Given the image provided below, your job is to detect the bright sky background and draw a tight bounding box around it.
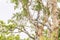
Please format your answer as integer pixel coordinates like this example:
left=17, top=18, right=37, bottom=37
left=0, top=0, right=14, bottom=23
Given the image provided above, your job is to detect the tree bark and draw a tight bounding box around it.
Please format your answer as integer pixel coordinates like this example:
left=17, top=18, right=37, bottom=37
left=50, top=0, right=59, bottom=40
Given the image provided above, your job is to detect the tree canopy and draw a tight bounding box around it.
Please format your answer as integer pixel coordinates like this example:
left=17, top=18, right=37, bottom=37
left=0, top=0, right=60, bottom=40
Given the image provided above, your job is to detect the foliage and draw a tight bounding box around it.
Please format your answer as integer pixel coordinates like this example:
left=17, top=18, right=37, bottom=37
left=21, top=0, right=28, bottom=6
left=58, top=0, right=60, bottom=2
left=0, top=34, right=20, bottom=40
left=33, top=1, right=42, bottom=11
left=21, top=8, right=29, bottom=17
left=58, top=29, right=60, bottom=40
left=43, top=7, right=50, bottom=16
left=11, top=0, right=19, bottom=9
left=0, top=0, right=60, bottom=40
left=0, top=34, right=6, bottom=40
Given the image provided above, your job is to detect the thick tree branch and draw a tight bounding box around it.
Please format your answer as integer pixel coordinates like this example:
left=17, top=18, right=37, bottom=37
left=16, top=27, right=35, bottom=39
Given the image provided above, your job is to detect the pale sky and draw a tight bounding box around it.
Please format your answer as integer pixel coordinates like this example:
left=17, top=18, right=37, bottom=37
left=0, top=0, right=14, bottom=23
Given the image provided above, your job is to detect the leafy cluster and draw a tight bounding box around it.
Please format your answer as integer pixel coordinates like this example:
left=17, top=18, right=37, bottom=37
left=0, top=34, right=20, bottom=40
left=21, top=0, right=28, bottom=6
left=11, top=0, right=19, bottom=9
left=33, top=1, right=42, bottom=11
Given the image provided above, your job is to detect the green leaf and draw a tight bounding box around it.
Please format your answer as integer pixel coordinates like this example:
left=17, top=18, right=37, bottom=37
left=25, top=38, right=30, bottom=40
left=43, top=7, right=50, bottom=16
left=6, top=23, right=16, bottom=30
left=21, top=8, right=29, bottom=17
left=58, top=12, right=60, bottom=19
left=58, top=28, right=60, bottom=38
left=0, top=20, right=5, bottom=24
left=44, top=30, right=48, bottom=34
left=0, top=34, right=6, bottom=40
left=14, top=6, right=18, bottom=10
left=33, top=1, right=42, bottom=11
left=22, top=0, right=28, bottom=6
left=15, top=35, right=20, bottom=40
left=12, top=13, right=22, bottom=20
left=11, top=0, right=19, bottom=9
left=8, top=19, right=17, bottom=25
left=11, top=0, right=18, bottom=5
left=7, top=35, right=14, bottom=40
left=58, top=0, right=60, bottom=2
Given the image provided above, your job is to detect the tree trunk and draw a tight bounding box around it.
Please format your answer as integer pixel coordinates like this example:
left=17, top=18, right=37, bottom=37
left=35, top=10, right=44, bottom=40
left=50, top=0, right=59, bottom=40
left=35, top=0, right=59, bottom=40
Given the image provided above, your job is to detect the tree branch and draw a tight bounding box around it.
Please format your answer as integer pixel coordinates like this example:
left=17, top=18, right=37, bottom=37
left=23, top=27, right=35, bottom=39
